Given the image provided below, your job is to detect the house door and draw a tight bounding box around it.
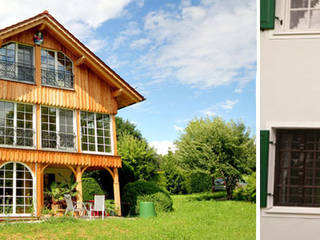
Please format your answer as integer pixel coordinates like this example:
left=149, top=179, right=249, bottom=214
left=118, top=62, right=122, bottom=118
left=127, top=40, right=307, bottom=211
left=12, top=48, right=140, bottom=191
left=0, top=162, right=34, bottom=216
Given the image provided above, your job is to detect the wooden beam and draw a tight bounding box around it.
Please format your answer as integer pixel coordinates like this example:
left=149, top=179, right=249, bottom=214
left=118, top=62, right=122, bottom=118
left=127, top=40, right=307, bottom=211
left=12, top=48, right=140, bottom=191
left=0, top=38, right=3, bottom=48
left=38, top=23, right=46, bottom=31
left=112, top=88, right=123, bottom=98
left=75, top=56, right=86, bottom=66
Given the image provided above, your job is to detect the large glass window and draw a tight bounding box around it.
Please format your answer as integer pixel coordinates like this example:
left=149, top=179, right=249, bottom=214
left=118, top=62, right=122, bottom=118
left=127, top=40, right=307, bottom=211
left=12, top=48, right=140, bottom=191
left=275, top=129, right=320, bottom=207
left=0, top=162, right=34, bottom=216
left=0, top=43, right=34, bottom=83
left=41, top=106, right=76, bottom=151
left=80, top=112, right=112, bottom=154
left=0, top=101, right=34, bottom=148
left=41, top=49, right=73, bottom=89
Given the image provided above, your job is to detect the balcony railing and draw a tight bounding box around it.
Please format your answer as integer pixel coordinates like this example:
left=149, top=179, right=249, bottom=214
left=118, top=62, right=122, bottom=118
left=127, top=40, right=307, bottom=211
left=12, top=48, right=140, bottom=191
left=41, top=131, right=77, bottom=151
left=0, top=61, right=35, bottom=83
left=0, top=127, right=35, bottom=147
left=41, top=68, right=74, bottom=89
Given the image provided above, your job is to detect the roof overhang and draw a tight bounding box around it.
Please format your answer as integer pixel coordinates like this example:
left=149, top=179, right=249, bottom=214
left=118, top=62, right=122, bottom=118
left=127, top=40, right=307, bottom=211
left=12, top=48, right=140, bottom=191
left=0, top=11, right=145, bottom=109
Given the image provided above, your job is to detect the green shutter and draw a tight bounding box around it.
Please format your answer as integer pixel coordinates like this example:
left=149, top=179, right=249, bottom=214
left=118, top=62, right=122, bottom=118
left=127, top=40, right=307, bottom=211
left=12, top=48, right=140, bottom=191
left=261, top=0, right=275, bottom=30
left=260, top=130, right=270, bottom=208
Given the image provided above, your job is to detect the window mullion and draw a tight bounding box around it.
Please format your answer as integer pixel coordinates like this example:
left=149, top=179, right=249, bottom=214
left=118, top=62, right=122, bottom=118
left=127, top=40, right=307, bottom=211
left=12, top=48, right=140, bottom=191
left=13, top=163, right=16, bottom=215
left=56, top=109, right=60, bottom=150
left=94, top=113, right=98, bottom=153
left=13, top=103, right=17, bottom=146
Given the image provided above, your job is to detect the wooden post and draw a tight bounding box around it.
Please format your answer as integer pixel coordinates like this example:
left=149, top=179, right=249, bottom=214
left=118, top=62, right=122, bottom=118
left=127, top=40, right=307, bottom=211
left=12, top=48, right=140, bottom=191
left=113, top=168, right=121, bottom=216
left=75, top=165, right=83, bottom=208
left=112, top=115, right=118, bottom=155
left=36, top=163, right=44, bottom=217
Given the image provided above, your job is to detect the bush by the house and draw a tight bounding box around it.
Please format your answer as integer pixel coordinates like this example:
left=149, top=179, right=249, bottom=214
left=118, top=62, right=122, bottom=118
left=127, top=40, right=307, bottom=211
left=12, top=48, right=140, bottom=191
left=233, top=173, right=256, bottom=202
left=82, top=177, right=105, bottom=202
left=122, top=180, right=172, bottom=216
left=185, top=170, right=211, bottom=194
left=136, top=192, right=173, bottom=213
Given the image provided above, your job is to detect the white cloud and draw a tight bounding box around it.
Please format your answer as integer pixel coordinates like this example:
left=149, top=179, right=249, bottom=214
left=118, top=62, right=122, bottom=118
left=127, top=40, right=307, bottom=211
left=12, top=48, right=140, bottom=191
left=130, top=38, right=151, bottom=49
left=86, top=39, right=107, bottom=53
left=149, top=141, right=177, bottom=155
left=219, top=100, right=239, bottom=110
left=202, top=99, right=239, bottom=116
left=174, top=125, right=184, bottom=132
left=0, top=0, right=134, bottom=41
left=136, top=0, right=256, bottom=89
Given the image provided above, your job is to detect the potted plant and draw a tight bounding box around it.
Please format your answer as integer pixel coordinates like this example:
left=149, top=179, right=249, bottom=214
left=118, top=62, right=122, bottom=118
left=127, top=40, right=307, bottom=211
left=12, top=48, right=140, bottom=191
left=45, top=181, right=77, bottom=215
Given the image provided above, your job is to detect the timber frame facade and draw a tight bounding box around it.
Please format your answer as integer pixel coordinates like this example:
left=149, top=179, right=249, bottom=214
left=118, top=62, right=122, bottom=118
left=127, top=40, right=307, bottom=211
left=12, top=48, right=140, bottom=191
left=0, top=11, right=144, bottom=218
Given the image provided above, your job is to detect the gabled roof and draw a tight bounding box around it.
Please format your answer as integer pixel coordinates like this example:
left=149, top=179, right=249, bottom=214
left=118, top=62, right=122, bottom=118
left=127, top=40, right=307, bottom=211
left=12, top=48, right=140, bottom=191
left=0, top=11, right=145, bottom=109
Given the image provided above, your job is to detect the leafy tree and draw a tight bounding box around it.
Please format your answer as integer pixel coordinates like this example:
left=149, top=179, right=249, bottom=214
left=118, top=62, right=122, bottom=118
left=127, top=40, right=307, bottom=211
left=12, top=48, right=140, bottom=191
left=175, top=117, right=255, bottom=199
left=159, top=151, right=188, bottom=194
left=118, top=133, right=159, bottom=183
left=115, top=117, right=142, bottom=141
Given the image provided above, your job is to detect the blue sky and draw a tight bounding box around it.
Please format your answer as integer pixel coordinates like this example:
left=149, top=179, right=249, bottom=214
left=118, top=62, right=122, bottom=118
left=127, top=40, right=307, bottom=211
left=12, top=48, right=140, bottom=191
left=0, top=0, right=256, bottom=154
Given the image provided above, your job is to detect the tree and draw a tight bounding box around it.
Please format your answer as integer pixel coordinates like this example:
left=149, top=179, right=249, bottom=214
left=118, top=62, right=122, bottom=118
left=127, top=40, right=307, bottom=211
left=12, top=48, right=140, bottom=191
left=118, top=133, right=159, bottom=183
left=115, top=117, right=142, bottom=141
left=175, top=117, right=255, bottom=199
left=159, top=150, right=188, bottom=194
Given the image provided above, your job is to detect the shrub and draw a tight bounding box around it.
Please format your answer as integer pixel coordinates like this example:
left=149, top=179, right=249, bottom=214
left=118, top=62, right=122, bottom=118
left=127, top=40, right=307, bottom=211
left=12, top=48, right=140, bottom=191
left=136, top=192, right=173, bottom=213
left=122, top=180, right=172, bottom=216
left=185, top=170, right=211, bottom=194
left=82, top=177, right=105, bottom=202
left=233, top=173, right=256, bottom=202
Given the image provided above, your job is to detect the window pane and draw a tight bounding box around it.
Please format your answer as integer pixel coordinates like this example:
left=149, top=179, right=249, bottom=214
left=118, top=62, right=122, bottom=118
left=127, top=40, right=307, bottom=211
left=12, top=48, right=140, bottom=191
left=291, top=0, right=309, bottom=8
left=290, top=10, right=308, bottom=29
left=310, top=9, right=320, bottom=27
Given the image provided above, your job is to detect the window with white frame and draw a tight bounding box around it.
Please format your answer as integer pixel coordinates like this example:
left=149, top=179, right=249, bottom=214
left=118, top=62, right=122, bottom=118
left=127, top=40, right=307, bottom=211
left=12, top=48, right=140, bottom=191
left=80, top=111, right=112, bottom=154
left=277, top=0, right=320, bottom=31
left=0, top=162, right=34, bottom=216
left=0, top=42, right=34, bottom=83
left=0, top=101, right=34, bottom=148
left=41, top=49, right=73, bottom=89
left=41, top=106, right=76, bottom=151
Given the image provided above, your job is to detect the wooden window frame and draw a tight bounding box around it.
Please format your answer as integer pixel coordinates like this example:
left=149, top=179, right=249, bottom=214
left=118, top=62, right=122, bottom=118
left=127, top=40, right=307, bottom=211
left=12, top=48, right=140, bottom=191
left=0, top=42, right=35, bottom=84
left=40, top=49, right=74, bottom=90
left=0, top=162, right=35, bottom=217
left=80, top=111, right=114, bottom=155
left=0, top=100, right=36, bottom=150
left=40, top=106, right=77, bottom=152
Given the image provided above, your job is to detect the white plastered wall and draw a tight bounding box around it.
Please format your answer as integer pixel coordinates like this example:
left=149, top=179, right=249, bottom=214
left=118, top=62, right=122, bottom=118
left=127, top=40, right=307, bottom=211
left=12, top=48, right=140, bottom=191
left=260, top=25, right=320, bottom=240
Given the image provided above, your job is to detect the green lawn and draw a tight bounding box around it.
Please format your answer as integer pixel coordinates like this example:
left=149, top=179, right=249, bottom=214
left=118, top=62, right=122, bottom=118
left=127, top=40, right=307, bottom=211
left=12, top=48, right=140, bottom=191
left=0, top=193, right=255, bottom=240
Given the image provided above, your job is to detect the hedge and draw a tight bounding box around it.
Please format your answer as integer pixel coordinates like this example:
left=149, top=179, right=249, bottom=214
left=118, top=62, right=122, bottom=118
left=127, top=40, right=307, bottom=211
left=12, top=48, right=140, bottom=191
left=82, top=177, right=105, bottom=202
left=122, top=180, right=173, bottom=216
left=186, top=170, right=211, bottom=194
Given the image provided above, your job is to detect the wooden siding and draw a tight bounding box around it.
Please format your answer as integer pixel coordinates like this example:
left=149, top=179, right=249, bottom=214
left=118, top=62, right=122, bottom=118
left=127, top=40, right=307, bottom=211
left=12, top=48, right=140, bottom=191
left=0, top=28, right=118, bottom=114
left=0, top=148, right=122, bottom=168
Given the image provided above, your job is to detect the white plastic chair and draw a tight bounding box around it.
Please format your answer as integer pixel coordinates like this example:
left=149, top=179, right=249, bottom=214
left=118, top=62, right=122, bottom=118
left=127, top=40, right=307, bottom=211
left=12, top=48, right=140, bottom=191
left=90, top=195, right=106, bottom=219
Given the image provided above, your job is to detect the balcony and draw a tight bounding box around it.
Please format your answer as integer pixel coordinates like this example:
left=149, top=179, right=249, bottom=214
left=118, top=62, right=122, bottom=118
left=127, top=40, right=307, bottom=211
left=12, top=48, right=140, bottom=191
left=0, top=61, right=35, bottom=83
left=41, top=68, right=74, bottom=89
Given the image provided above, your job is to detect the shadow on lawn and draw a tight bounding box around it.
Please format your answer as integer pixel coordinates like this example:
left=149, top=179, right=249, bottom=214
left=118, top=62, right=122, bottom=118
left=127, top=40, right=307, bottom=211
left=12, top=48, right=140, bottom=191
left=187, top=191, right=227, bottom=202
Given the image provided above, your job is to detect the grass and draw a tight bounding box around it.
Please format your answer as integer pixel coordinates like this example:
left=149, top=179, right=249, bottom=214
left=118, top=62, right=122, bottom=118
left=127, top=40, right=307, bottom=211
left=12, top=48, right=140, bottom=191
left=0, top=193, right=255, bottom=240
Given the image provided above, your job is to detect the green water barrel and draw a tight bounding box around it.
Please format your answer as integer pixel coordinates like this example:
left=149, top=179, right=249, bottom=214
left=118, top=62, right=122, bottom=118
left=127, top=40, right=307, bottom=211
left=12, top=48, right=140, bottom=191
left=139, top=202, right=156, bottom=218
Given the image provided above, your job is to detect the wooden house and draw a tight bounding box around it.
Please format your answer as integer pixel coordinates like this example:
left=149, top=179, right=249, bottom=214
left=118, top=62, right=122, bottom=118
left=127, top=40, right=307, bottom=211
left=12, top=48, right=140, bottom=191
left=0, top=11, right=144, bottom=218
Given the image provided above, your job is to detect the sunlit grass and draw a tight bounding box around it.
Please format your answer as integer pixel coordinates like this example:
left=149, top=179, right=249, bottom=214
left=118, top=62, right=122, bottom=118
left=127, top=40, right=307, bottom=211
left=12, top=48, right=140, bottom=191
left=0, top=193, right=255, bottom=240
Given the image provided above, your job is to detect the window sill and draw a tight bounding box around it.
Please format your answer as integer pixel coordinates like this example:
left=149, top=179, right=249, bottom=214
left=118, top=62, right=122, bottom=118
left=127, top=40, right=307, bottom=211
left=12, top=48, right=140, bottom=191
left=0, top=77, right=35, bottom=85
left=82, top=150, right=114, bottom=156
left=269, top=29, right=320, bottom=39
left=41, top=84, right=75, bottom=91
left=0, top=145, right=36, bottom=150
left=262, top=206, right=320, bottom=218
